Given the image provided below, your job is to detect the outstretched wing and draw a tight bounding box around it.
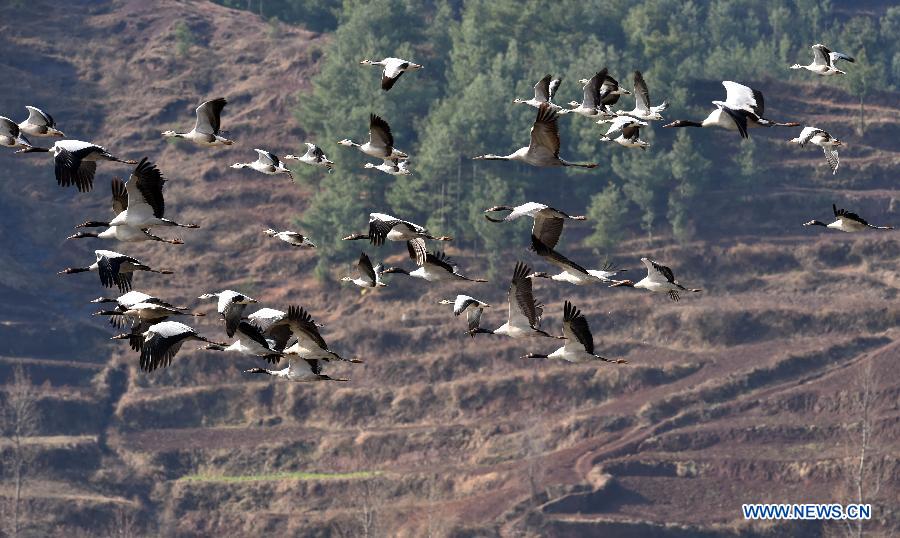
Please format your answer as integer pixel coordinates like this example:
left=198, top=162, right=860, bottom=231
left=194, top=98, right=227, bottom=135
left=529, top=104, right=561, bottom=157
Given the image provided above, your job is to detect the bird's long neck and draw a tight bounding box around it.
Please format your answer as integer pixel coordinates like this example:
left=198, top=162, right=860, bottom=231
left=342, top=233, right=369, bottom=241
left=245, top=367, right=276, bottom=376
left=804, top=220, right=828, bottom=227
left=476, top=154, right=511, bottom=161
left=61, top=267, right=91, bottom=274
left=666, top=120, right=703, bottom=128
left=471, top=327, right=495, bottom=336
left=69, top=232, right=98, bottom=239
left=522, top=353, right=549, bottom=359
left=16, top=146, right=50, bottom=153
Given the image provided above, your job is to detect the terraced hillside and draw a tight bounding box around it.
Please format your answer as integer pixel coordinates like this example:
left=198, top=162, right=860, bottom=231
left=0, top=1, right=897, bottom=536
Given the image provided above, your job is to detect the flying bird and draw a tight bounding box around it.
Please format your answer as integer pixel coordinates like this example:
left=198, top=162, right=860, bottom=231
left=803, top=204, right=893, bottom=232
left=338, top=114, right=408, bottom=160
left=197, top=290, right=258, bottom=338
left=263, top=229, right=316, bottom=248
left=245, top=358, right=348, bottom=382
left=561, top=69, right=610, bottom=118
left=0, top=116, right=33, bottom=150
left=382, top=242, right=488, bottom=283
left=231, top=149, right=294, bottom=180
left=790, top=44, right=854, bottom=76
left=438, top=295, right=491, bottom=337
left=161, top=98, right=233, bottom=146
left=115, top=321, right=224, bottom=372
left=364, top=158, right=411, bottom=175
left=609, top=258, right=701, bottom=302
left=471, top=262, right=560, bottom=339
left=521, top=301, right=625, bottom=364
left=341, top=252, right=386, bottom=289
left=473, top=104, right=598, bottom=168
left=485, top=202, right=585, bottom=250
left=360, top=57, right=423, bottom=91
left=342, top=213, right=452, bottom=266
left=789, top=127, right=841, bottom=174
left=513, top=74, right=563, bottom=110
left=59, top=250, right=172, bottom=292
left=663, top=81, right=799, bottom=139
left=18, top=139, right=137, bottom=192
left=18, top=106, right=64, bottom=137
left=614, top=71, right=668, bottom=121
left=284, top=143, right=334, bottom=172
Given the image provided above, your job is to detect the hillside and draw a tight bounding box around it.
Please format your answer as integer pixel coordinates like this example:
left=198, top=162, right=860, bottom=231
left=0, top=1, right=898, bottom=537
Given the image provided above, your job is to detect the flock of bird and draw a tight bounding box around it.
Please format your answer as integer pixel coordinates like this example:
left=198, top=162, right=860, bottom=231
left=0, top=44, right=894, bottom=381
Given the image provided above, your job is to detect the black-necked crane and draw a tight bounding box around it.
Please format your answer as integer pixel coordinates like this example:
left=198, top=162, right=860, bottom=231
left=485, top=202, right=585, bottom=250
left=161, top=98, right=233, bottom=146
left=97, top=302, right=204, bottom=351
left=18, top=106, right=64, bottom=137
left=521, top=301, right=626, bottom=364
left=663, top=81, right=799, bottom=139
left=264, top=229, right=316, bottom=248
left=18, top=139, right=137, bottom=192
left=341, top=252, right=386, bottom=289
left=789, top=127, right=841, bottom=174
left=513, top=74, right=563, bottom=110
left=790, top=44, right=854, bottom=76
left=90, top=291, right=186, bottom=311
left=245, top=358, right=348, bottom=382
left=614, top=71, right=668, bottom=121
left=471, top=262, right=560, bottom=339
left=68, top=178, right=184, bottom=244
left=74, top=159, right=198, bottom=231
left=609, top=258, right=701, bottom=301
left=284, top=143, right=334, bottom=172
left=197, top=290, right=258, bottom=337
left=338, top=114, right=408, bottom=160
left=528, top=236, right=625, bottom=285
left=280, top=306, right=361, bottom=363
left=247, top=306, right=325, bottom=353
left=365, top=158, right=411, bottom=175
left=231, top=149, right=294, bottom=180
left=199, top=321, right=284, bottom=363
left=360, top=57, right=423, bottom=91
left=59, top=250, right=172, bottom=292
left=439, top=295, right=491, bottom=337
left=382, top=242, right=488, bottom=283
left=803, top=204, right=893, bottom=232
left=342, top=213, right=452, bottom=266
left=114, top=321, right=225, bottom=372
left=473, top=104, right=598, bottom=168
left=561, top=69, right=609, bottom=118
left=0, top=116, right=32, bottom=150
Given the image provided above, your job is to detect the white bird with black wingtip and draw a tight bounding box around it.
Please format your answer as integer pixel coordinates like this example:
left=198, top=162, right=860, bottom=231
left=439, top=295, right=491, bottom=337
left=614, top=71, right=668, bottom=121
left=339, top=114, right=408, bottom=161
left=264, top=229, right=316, bottom=248
left=790, top=44, right=854, bottom=76
left=513, top=74, right=564, bottom=110
left=18, top=139, right=137, bottom=192
left=803, top=204, right=893, bottom=233
left=116, top=321, right=225, bottom=373
left=521, top=301, right=626, bottom=364
left=360, top=57, right=422, bottom=91
left=18, top=106, right=65, bottom=137
left=59, top=250, right=172, bottom=292
left=342, top=213, right=452, bottom=266
left=341, top=252, right=386, bottom=289
left=284, top=143, right=334, bottom=172
left=197, top=290, right=258, bottom=338
left=471, top=262, right=560, bottom=339
left=609, top=258, right=701, bottom=302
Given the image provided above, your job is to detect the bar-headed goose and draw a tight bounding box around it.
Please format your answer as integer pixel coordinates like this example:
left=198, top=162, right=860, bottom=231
left=360, top=57, right=423, bottom=91
left=59, top=250, right=172, bottom=292
left=69, top=178, right=184, bottom=244
left=663, top=81, right=799, bottom=139
left=245, top=358, right=348, bottom=382
left=610, top=258, right=701, bottom=301
left=473, top=104, right=598, bottom=168
left=281, top=306, right=361, bottom=363
left=18, top=139, right=137, bottom=192
left=513, top=74, right=563, bottom=110
left=521, top=301, right=626, bottom=364
left=161, top=98, right=233, bottom=146
left=561, top=69, right=609, bottom=117
left=18, top=106, right=64, bottom=137
left=197, top=290, right=258, bottom=337
left=615, top=71, right=668, bottom=121
left=471, top=262, right=559, bottom=339
left=263, top=229, right=316, bottom=248
left=790, top=44, right=854, bottom=76
left=803, top=204, right=893, bottom=232
left=231, top=149, right=294, bottom=180
left=284, top=143, right=334, bottom=172
left=341, top=252, right=386, bottom=289
left=364, top=158, right=411, bottom=175
left=598, top=115, right=648, bottom=140
left=342, top=213, right=452, bottom=265
left=382, top=242, right=488, bottom=283
left=601, top=121, right=650, bottom=150
left=114, top=321, right=224, bottom=372
left=789, top=127, right=841, bottom=174
left=439, top=295, right=491, bottom=337
left=338, top=114, right=408, bottom=160
left=0, top=116, right=33, bottom=150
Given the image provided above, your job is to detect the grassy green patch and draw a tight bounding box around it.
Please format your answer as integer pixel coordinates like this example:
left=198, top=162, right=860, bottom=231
left=178, top=470, right=379, bottom=483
